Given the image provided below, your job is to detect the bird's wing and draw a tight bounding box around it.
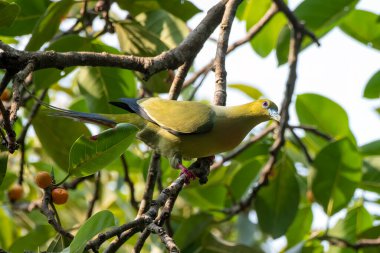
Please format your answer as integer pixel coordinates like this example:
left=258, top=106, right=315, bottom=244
left=110, top=98, right=215, bottom=135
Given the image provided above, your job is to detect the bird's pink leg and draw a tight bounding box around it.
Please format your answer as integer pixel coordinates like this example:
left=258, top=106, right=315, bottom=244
left=177, top=163, right=196, bottom=182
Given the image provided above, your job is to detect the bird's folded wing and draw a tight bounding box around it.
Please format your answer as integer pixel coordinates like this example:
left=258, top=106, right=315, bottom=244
left=138, top=98, right=215, bottom=135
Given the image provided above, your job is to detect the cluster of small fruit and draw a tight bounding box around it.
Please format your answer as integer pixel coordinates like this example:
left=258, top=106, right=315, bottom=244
left=7, top=172, right=69, bottom=205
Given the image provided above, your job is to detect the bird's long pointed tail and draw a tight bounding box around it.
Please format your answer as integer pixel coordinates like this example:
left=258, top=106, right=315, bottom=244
left=49, top=109, right=117, bottom=128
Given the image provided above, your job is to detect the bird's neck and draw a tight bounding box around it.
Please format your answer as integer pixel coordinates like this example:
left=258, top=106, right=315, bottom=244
left=220, top=103, right=266, bottom=125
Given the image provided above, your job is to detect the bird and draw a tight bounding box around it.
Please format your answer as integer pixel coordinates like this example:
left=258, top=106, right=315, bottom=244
left=51, top=97, right=280, bottom=181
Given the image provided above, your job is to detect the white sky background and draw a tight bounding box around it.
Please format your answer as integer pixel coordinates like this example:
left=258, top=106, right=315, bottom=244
left=189, top=0, right=380, bottom=146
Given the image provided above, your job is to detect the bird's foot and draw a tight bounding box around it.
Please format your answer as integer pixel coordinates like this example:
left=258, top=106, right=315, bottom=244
left=178, top=164, right=196, bottom=184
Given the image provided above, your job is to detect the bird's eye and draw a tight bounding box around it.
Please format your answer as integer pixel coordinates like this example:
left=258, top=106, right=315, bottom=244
left=262, top=101, right=269, bottom=108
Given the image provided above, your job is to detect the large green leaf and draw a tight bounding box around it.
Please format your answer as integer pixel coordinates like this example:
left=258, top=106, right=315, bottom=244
left=116, top=0, right=200, bottom=21
left=69, top=210, right=115, bottom=253
left=0, top=208, right=15, bottom=249
left=276, top=0, right=358, bottom=65
left=69, top=123, right=138, bottom=177
left=311, top=138, right=362, bottom=215
left=255, top=155, right=300, bottom=238
left=0, top=1, right=20, bottom=28
left=340, top=10, right=380, bottom=51
left=329, top=203, right=373, bottom=244
left=229, top=158, right=264, bottom=200
left=199, top=233, right=260, bottom=253
left=135, top=10, right=188, bottom=49
left=0, top=152, right=7, bottom=187
left=296, top=93, right=355, bottom=152
left=9, top=225, right=55, bottom=253
left=115, top=20, right=169, bottom=57
left=173, top=213, right=213, bottom=250
left=0, top=0, right=49, bottom=36
left=228, top=84, right=263, bottom=100
left=33, top=110, right=90, bottom=171
left=181, top=185, right=227, bottom=210
left=360, top=158, right=380, bottom=194
left=360, top=140, right=380, bottom=156
left=25, top=0, right=74, bottom=51
left=77, top=67, right=137, bottom=114
left=285, top=205, right=313, bottom=248
left=363, top=70, right=380, bottom=99
left=238, top=0, right=287, bottom=57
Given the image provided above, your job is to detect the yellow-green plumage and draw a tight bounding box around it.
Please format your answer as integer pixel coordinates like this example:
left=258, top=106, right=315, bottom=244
left=52, top=97, right=279, bottom=168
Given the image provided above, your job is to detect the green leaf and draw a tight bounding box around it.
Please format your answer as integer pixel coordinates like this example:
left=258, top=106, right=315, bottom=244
left=340, top=10, right=380, bottom=50
left=0, top=208, right=15, bottom=249
left=69, top=123, right=138, bottom=177
left=173, top=213, right=213, bottom=249
left=69, top=210, right=115, bottom=253
left=115, top=20, right=169, bottom=57
left=116, top=0, right=200, bottom=21
left=77, top=67, right=137, bottom=114
left=200, top=233, right=259, bottom=253
left=329, top=203, right=373, bottom=243
left=360, top=140, right=380, bottom=156
left=181, top=185, right=227, bottom=210
left=296, top=93, right=355, bottom=152
left=0, top=0, right=50, bottom=36
left=33, top=110, right=90, bottom=171
left=360, top=158, right=380, bottom=194
left=286, top=205, right=313, bottom=248
left=25, top=0, right=74, bottom=51
left=286, top=240, right=324, bottom=253
left=135, top=10, right=188, bottom=49
left=157, top=0, right=201, bottom=21
left=311, top=138, right=362, bottom=215
left=229, top=158, right=264, bottom=200
left=238, top=0, right=287, bottom=57
left=276, top=0, right=358, bottom=65
left=9, top=225, right=55, bottom=253
left=0, top=152, right=7, bottom=186
left=255, top=155, right=300, bottom=238
left=228, top=84, right=263, bottom=100
left=363, top=70, right=380, bottom=99
left=0, top=1, right=20, bottom=28
left=47, top=234, right=72, bottom=252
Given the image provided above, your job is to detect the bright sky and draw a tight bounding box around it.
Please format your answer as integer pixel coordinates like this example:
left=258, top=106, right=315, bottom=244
left=190, top=0, right=380, bottom=146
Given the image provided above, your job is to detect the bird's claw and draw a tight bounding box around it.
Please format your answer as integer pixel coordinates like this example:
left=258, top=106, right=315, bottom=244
left=178, top=164, right=196, bottom=184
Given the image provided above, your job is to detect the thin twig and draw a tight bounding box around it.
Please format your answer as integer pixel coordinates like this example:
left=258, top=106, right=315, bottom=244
left=63, top=175, right=93, bottom=189
left=121, top=154, right=138, bottom=210
left=168, top=57, right=195, bottom=100
left=137, top=152, right=161, bottom=217
left=184, top=3, right=278, bottom=88
left=289, top=127, right=313, bottom=163
left=289, top=124, right=333, bottom=141
left=87, top=172, right=101, bottom=218
left=40, top=187, right=74, bottom=239
left=17, top=89, right=48, bottom=185
left=272, top=0, right=320, bottom=46
left=318, top=235, right=380, bottom=250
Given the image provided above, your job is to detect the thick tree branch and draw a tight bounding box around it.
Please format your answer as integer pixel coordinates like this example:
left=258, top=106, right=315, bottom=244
left=214, top=0, right=242, bottom=106
left=0, top=1, right=227, bottom=79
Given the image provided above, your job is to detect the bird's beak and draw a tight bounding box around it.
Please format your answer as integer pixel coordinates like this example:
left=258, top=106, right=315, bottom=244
left=268, top=108, right=281, bottom=122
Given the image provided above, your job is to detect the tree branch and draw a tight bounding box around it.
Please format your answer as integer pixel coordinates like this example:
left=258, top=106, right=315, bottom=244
left=0, top=1, right=227, bottom=79
left=214, top=0, right=242, bottom=106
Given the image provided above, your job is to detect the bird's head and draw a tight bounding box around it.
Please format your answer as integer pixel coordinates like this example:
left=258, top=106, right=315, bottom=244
left=251, top=99, right=281, bottom=122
